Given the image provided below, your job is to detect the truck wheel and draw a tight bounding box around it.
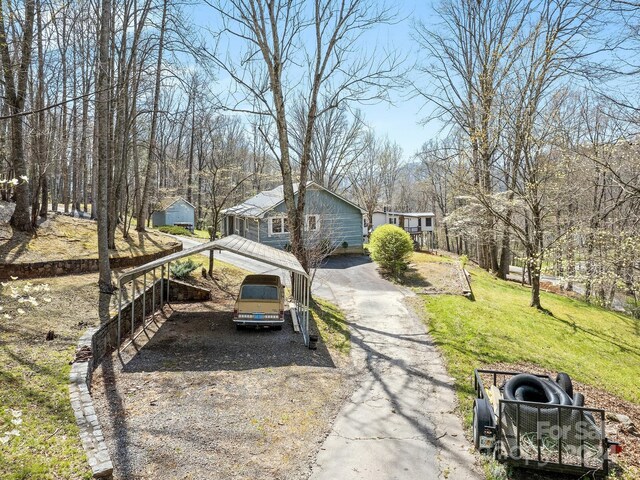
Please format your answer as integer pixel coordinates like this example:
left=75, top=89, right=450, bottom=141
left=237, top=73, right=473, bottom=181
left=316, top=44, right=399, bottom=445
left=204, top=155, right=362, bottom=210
left=556, top=372, right=573, bottom=398
left=473, top=398, right=493, bottom=453
left=272, top=325, right=282, bottom=331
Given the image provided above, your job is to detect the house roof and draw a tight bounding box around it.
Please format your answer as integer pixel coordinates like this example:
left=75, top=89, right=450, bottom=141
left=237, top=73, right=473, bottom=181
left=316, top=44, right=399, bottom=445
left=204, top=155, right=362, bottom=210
left=223, top=181, right=365, bottom=218
left=386, top=211, right=435, bottom=218
left=152, top=196, right=195, bottom=213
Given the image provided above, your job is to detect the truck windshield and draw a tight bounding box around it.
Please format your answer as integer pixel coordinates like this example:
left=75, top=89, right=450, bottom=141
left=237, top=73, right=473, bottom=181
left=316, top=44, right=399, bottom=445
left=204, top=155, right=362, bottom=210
left=240, top=285, right=279, bottom=300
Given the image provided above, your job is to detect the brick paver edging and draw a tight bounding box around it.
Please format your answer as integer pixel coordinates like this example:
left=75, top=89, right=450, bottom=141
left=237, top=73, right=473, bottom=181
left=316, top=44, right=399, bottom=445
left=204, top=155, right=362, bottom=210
left=69, top=328, right=113, bottom=478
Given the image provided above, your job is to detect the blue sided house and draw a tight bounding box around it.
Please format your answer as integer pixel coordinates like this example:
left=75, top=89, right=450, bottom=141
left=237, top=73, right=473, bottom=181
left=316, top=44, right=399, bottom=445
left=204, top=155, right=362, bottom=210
left=222, top=182, right=365, bottom=254
left=151, top=197, right=196, bottom=232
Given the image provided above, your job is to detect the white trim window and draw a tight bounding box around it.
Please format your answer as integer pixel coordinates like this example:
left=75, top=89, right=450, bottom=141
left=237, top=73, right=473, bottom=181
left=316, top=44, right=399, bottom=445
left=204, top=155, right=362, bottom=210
left=306, top=214, right=319, bottom=231
left=269, top=216, right=289, bottom=235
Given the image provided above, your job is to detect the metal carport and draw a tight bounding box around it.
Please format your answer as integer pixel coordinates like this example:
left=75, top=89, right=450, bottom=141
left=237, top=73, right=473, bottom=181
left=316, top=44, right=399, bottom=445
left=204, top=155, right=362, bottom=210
left=116, top=234, right=311, bottom=347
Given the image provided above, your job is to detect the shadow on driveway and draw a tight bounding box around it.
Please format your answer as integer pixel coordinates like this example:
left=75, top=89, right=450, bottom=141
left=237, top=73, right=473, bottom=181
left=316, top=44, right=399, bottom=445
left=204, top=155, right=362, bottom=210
left=121, top=306, right=336, bottom=373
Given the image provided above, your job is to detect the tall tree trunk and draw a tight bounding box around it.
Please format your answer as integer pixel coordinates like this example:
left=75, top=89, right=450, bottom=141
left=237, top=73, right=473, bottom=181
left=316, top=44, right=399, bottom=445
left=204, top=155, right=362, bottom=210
left=0, top=0, right=36, bottom=232
left=35, top=0, right=47, bottom=221
left=187, top=99, right=196, bottom=203
left=96, top=0, right=114, bottom=298
left=60, top=14, right=70, bottom=214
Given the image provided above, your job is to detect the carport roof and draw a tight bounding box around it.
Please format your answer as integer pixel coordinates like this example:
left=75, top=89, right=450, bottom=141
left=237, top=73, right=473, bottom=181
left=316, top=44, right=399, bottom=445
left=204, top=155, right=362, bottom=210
left=118, top=234, right=308, bottom=285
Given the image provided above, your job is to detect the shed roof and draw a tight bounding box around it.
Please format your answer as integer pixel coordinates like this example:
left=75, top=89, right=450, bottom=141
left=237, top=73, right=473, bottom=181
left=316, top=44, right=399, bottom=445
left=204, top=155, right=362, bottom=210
left=223, top=181, right=365, bottom=218
left=153, top=196, right=195, bottom=213
left=223, top=184, right=294, bottom=217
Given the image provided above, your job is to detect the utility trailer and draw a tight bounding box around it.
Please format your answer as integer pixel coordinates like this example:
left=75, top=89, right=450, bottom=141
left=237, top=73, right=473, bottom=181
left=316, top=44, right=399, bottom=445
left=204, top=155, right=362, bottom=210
left=473, top=369, right=619, bottom=478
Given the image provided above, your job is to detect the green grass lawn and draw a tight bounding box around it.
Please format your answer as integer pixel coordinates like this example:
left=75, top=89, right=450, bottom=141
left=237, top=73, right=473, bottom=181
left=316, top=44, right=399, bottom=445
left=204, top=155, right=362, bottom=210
left=311, top=298, right=350, bottom=355
left=415, top=255, right=640, bottom=479
left=417, top=258, right=640, bottom=421
left=0, top=275, right=102, bottom=479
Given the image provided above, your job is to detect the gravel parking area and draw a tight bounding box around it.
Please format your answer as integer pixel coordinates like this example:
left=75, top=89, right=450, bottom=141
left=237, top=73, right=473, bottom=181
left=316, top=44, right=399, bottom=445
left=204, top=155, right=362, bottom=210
left=92, top=294, right=351, bottom=479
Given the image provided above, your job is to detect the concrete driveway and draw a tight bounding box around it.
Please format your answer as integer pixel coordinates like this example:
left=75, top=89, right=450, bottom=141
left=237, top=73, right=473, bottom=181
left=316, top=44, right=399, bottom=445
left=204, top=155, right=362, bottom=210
left=310, top=257, right=480, bottom=480
left=176, top=236, right=481, bottom=478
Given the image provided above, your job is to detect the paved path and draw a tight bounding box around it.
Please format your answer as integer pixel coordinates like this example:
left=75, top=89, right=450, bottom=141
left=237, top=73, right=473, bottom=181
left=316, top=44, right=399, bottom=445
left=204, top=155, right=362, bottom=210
left=170, top=236, right=481, bottom=478
left=309, top=257, right=480, bottom=480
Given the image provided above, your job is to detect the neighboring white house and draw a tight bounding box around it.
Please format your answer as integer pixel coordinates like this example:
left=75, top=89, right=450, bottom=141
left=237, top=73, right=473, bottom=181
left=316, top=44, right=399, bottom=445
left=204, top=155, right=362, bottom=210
left=364, top=211, right=388, bottom=234
left=366, top=210, right=436, bottom=235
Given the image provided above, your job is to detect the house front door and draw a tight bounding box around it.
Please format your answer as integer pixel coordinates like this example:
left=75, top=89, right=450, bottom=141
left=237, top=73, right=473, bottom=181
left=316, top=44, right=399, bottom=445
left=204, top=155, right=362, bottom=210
left=227, top=216, right=234, bottom=236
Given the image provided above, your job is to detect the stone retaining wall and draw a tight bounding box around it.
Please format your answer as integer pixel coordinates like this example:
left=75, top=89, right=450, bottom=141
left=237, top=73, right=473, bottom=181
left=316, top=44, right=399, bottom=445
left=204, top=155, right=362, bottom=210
left=0, top=244, right=182, bottom=280
left=70, top=278, right=210, bottom=478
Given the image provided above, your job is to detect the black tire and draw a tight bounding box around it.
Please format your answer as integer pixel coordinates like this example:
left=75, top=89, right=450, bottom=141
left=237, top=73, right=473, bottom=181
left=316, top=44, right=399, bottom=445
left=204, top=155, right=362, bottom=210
left=473, top=398, right=494, bottom=453
left=572, top=392, right=584, bottom=407
left=556, top=372, right=574, bottom=398
left=272, top=325, right=282, bottom=331
left=503, top=374, right=572, bottom=406
left=235, top=324, right=244, bottom=331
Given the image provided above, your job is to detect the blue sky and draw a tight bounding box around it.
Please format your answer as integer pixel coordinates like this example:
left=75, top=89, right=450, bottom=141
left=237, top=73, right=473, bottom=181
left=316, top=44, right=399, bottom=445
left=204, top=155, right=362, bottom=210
left=186, top=1, right=440, bottom=162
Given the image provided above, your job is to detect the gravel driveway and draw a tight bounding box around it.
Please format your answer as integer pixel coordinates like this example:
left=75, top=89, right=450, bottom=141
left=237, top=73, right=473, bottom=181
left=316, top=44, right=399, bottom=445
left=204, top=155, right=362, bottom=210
left=92, top=289, right=351, bottom=479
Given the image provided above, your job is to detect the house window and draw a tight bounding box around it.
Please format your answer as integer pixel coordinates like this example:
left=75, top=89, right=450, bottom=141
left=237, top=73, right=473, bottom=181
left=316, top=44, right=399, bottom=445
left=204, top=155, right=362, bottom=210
left=306, top=215, right=319, bottom=231
left=425, top=218, right=432, bottom=227
left=270, top=217, right=289, bottom=235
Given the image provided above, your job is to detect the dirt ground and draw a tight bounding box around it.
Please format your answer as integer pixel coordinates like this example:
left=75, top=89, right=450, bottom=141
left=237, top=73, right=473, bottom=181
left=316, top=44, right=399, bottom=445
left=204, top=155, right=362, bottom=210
left=405, top=251, right=468, bottom=295
left=91, top=281, right=352, bottom=480
left=485, top=362, right=640, bottom=479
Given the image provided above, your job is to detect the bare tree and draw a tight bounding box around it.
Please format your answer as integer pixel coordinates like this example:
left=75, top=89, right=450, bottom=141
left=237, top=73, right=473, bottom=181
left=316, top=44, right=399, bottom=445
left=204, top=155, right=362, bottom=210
left=291, top=103, right=366, bottom=193
left=137, top=0, right=168, bottom=231
left=96, top=0, right=114, bottom=300
left=418, top=138, right=461, bottom=251
left=350, top=131, right=386, bottom=229
left=414, top=0, right=532, bottom=271
left=205, top=0, right=402, bottom=271
left=0, top=0, right=36, bottom=232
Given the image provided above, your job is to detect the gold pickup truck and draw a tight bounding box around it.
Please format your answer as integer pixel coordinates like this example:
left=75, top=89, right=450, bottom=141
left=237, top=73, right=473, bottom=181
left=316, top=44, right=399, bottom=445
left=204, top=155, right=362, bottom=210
left=233, top=274, right=285, bottom=330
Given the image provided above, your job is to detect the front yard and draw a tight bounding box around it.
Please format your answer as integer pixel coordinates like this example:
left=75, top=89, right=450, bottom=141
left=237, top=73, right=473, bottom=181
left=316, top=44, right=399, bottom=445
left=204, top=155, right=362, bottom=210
left=412, top=251, right=640, bottom=479
left=0, top=257, right=350, bottom=480
left=0, top=274, right=102, bottom=479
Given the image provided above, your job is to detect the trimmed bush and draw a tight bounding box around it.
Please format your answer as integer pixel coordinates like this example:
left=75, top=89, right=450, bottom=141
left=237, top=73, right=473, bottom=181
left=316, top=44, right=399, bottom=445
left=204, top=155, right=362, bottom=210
left=170, top=259, right=200, bottom=279
left=369, top=225, right=413, bottom=278
left=158, top=225, right=193, bottom=236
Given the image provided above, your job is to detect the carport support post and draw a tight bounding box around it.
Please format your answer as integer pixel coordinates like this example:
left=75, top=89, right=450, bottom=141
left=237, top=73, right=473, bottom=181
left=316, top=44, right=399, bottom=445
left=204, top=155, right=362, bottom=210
left=167, top=261, right=171, bottom=304
left=117, top=285, right=122, bottom=348
left=304, top=276, right=310, bottom=345
left=131, top=278, right=136, bottom=339
left=142, top=272, right=147, bottom=330
left=160, top=265, right=164, bottom=308
left=152, top=268, right=156, bottom=320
